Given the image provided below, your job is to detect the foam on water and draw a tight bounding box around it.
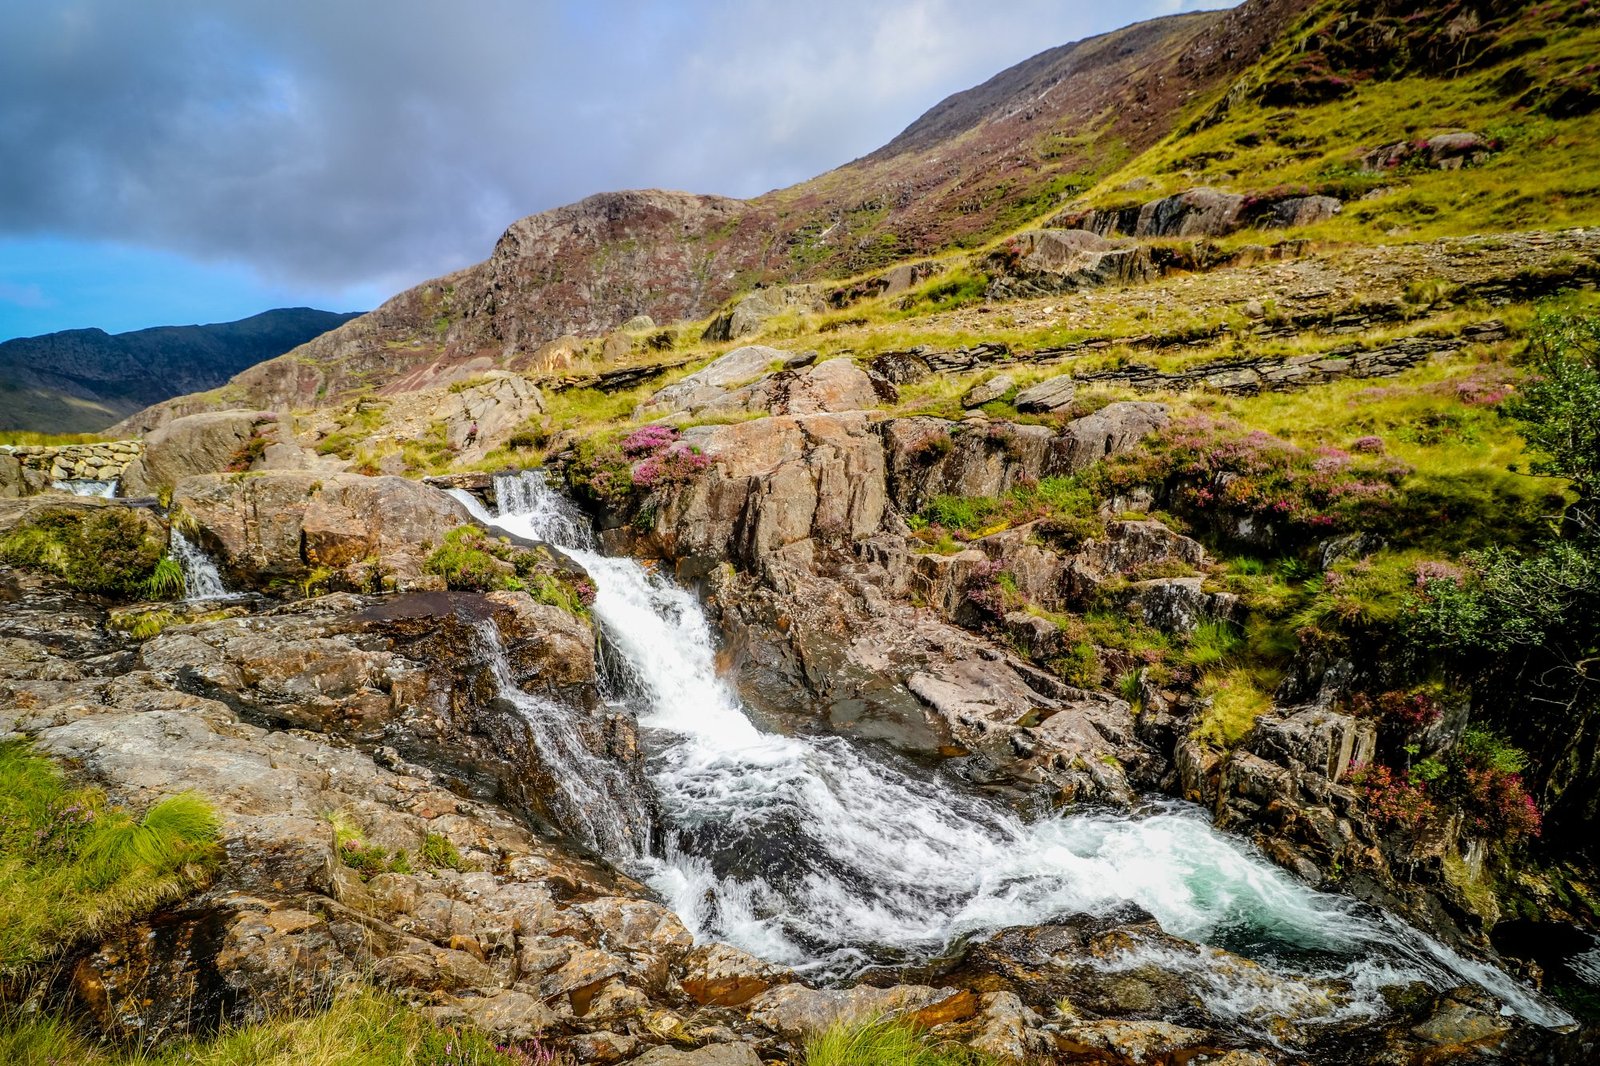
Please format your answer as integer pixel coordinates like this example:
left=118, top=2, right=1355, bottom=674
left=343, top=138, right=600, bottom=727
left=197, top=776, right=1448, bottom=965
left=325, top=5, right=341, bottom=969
left=52, top=478, right=118, bottom=498
left=452, top=471, right=1572, bottom=1033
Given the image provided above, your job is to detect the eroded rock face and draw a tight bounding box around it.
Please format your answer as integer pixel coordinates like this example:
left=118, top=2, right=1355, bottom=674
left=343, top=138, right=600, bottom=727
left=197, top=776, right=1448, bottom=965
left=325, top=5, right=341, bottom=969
left=172, top=471, right=470, bottom=591
left=121, top=410, right=286, bottom=495
left=132, top=590, right=644, bottom=849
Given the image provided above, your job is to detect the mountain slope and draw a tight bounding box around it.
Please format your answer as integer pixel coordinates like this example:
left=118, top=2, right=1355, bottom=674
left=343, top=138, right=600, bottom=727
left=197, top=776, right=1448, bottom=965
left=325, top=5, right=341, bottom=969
left=0, top=308, right=361, bottom=433
left=112, top=0, right=1314, bottom=432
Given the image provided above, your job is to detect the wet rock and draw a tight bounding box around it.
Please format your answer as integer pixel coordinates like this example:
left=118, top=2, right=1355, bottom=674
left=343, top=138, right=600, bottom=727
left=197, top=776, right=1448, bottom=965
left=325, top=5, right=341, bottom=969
left=172, top=471, right=470, bottom=591
left=1012, top=374, right=1077, bottom=413
left=1051, top=1019, right=1224, bottom=1064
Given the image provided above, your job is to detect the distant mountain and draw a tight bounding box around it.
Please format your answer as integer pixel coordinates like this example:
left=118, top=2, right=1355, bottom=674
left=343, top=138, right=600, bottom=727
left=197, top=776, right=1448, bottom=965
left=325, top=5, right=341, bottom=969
left=0, top=308, right=362, bottom=433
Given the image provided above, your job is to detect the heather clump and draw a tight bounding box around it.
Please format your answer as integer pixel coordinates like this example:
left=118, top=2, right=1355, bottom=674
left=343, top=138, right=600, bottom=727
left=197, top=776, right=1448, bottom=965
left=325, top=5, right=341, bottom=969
left=1100, top=414, right=1411, bottom=545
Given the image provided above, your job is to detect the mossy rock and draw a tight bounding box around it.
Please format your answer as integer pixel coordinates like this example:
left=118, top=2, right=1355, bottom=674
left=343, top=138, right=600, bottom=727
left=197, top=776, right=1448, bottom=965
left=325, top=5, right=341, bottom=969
left=0, top=505, right=166, bottom=599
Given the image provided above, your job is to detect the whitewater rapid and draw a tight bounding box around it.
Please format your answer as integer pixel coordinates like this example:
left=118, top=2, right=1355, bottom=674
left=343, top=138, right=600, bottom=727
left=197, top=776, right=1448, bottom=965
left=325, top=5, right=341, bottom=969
left=448, top=471, right=1572, bottom=1034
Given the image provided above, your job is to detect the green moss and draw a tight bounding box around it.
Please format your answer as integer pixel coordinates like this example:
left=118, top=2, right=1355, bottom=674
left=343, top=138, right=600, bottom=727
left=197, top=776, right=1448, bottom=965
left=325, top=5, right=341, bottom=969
left=424, top=526, right=595, bottom=617
left=0, top=508, right=166, bottom=600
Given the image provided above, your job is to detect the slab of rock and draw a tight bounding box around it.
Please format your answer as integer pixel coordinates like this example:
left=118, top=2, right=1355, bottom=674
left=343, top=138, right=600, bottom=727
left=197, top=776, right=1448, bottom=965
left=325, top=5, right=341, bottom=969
left=698, top=357, right=882, bottom=419
left=1012, top=374, right=1077, bottom=413
left=122, top=410, right=284, bottom=494
left=988, top=230, right=1155, bottom=295
left=1263, top=194, right=1341, bottom=229
left=628, top=1045, right=762, bottom=1066
left=172, top=471, right=471, bottom=590
left=747, top=983, right=976, bottom=1039
left=1051, top=402, right=1170, bottom=473
left=962, top=373, right=1014, bottom=408
left=680, top=943, right=790, bottom=1007
left=636, top=345, right=803, bottom=418
left=1136, top=187, right=1246, bottom=237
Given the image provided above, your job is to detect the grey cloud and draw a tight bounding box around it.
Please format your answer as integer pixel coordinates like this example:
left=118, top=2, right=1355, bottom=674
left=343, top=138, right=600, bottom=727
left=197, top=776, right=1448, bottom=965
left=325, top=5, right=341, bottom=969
left=1, top=1, right=1236, bottom=296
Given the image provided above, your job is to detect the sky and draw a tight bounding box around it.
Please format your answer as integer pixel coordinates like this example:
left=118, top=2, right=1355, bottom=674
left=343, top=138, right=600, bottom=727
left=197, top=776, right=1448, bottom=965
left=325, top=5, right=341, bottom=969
left=0, top=0, right=1236, bottom=342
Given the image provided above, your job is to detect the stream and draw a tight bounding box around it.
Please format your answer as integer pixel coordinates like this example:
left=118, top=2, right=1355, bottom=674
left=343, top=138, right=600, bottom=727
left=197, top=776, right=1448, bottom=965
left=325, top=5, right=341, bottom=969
left=448, top=472, right=1574, bottom=1041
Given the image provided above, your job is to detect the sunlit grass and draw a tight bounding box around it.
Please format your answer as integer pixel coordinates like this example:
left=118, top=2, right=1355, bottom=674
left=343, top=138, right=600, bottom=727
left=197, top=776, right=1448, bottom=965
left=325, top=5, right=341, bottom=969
left=0, top=740, right=219, bottom=973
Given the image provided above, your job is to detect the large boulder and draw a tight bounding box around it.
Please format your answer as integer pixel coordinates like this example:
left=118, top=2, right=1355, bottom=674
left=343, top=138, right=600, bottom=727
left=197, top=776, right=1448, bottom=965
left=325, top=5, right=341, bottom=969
left=1135, top=187, right=1247, bottom=237
left=988, top=230, right=1155, bottom=296
left=363, top=370, right=546, bottom=461
left=1051, top=402, right=1170, bottom=474
left=122, top=410, right=285, bottom=495
left=652, top=412, right=889, bottom=566
left=172, top=472, right=470, bottom=590
left=636, top=345, right=805, bottom=418
left=1262, top=195, right=1341, bottom=229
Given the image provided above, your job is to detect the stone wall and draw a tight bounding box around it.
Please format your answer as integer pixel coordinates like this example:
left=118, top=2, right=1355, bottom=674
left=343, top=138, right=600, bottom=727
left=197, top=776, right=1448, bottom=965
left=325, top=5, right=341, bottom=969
left=0, top=440, right=144, bottom=497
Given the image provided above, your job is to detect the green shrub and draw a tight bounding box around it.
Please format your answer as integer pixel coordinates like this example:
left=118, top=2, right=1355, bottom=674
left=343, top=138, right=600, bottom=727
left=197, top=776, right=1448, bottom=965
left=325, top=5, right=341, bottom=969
left=0, top=740, right=218, bottom=972
left=420, top=833, right=473, bottom=872
left=144, top=556, right=186, bottom=600
left=425, top=526, right=595, bottom=616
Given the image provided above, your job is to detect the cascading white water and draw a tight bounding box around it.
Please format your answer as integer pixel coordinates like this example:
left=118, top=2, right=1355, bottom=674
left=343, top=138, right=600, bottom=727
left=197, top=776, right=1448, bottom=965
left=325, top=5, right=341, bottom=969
left=52, top=478, right=118, bottom=498
left=455, top=470, right=1573, bottom=1034
left=472, top=616, right=651, bottom=858
left=169, top=528, right=230, bottom=600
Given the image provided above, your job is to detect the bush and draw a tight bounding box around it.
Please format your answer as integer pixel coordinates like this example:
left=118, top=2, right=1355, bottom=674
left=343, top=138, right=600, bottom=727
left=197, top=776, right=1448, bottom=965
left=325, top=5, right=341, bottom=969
left=424, top=527, right=594, bottom=616
left=1352, top=763, right=1438, bottom=831
left=0, top=508, right=166, bottom=600
left=1100, top=415, right=1410, bottom=547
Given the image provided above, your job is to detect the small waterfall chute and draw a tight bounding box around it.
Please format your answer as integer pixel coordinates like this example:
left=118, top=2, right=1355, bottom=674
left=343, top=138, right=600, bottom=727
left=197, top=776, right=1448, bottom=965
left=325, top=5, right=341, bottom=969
left=169, top=528, right=231, bottom=601
left=471, top=616, right=651, bottom=860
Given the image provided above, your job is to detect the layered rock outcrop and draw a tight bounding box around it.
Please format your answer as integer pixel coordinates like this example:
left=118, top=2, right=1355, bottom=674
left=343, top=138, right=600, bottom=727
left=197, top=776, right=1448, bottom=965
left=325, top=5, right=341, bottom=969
left=173, top=471, right=471, bottom=591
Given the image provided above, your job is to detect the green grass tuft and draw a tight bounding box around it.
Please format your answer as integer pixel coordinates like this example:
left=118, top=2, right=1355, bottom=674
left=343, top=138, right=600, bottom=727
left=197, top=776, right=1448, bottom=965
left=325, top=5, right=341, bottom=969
left=0, top=740, right=219, bottom=974
left=805, top=1016, right=991, bottom=1066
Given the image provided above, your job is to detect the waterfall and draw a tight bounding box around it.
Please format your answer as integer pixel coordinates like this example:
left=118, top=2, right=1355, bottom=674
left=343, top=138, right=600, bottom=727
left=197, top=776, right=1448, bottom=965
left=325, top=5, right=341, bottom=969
left=471, top=617, right=651, bottom=860
left=170, top=528, right=230, bottom=600
left=52, top=478, right=118, bottom=498
left=458, top=469, right=1572, bottom=1034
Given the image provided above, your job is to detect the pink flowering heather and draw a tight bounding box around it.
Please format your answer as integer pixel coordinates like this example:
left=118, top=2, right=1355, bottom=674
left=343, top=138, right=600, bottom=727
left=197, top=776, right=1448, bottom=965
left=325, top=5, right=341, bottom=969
left=1412, top=559, right=1466, bottom=590
left=620, top=423, right=681, bottom=457
left=1352, top=435, right=1386, bottom=453
left=633, top=444, right=709, bottom=488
